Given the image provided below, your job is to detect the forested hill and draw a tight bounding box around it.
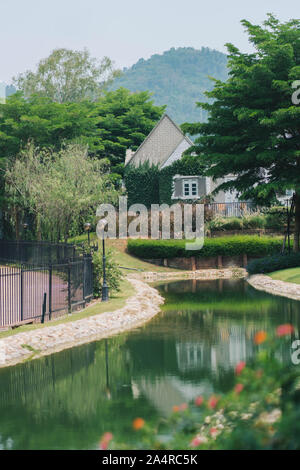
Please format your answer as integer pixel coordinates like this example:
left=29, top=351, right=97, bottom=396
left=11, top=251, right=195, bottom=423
left=112, top=47, right=228, bottom=124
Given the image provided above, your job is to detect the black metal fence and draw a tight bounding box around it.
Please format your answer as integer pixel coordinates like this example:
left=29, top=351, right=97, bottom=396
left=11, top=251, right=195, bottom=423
left=0, top=240, right=77, bottom=265
left=0, top=241, right=94, bottom=328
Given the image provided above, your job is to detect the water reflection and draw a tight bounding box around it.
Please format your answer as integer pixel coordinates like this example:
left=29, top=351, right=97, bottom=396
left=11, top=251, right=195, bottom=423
left=0, top=279, right=299, bottom=449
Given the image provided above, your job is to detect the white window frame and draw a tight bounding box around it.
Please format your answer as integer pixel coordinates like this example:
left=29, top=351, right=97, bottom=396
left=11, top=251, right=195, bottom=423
left=182, top=177, right=199, bottom=199
left=171, top=175, right=201, bottom=200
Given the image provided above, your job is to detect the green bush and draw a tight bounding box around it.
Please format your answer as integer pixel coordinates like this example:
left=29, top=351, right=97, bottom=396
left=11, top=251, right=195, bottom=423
left=128, top=236, right=283, bottom=259
left=242, top=213, right=266, bottom=229
left=92, top=249, right=123, bottom=298
left=247, top=251, right=300, bottom=275
left=264, top=206, right=288, bottom=230
left=207, top=213, right=267, bottom=232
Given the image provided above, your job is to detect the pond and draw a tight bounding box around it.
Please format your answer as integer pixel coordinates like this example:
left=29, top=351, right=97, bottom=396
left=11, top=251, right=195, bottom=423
left=0, top=278, right=299, bottom=450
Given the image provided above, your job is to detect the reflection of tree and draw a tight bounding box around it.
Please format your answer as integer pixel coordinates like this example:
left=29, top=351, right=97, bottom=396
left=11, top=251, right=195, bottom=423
left=0, top=279, right=299, bottom=449
left=0, top=335, right=161, bottom=449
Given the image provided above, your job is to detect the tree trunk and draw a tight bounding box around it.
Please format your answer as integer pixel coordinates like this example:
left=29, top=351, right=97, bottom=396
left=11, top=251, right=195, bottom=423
left=294, top=192, right=300, bottom=252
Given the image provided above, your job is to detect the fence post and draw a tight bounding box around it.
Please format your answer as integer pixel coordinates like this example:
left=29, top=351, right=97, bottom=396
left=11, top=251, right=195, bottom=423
left=41, top=292, right=47, bottom=323
left=68, top=259, right=72, bottom=314
left=20, top=265, right=24, bottom=322
left=49, top=264, right=52, bottom=320
left=83, top=255, right=86, bottom=307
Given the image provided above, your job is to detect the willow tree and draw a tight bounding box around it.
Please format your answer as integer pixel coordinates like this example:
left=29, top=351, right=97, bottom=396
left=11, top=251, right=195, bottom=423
left=182, top=15, right=300, bottom=251
left=5, top=143, right=119, bottom=241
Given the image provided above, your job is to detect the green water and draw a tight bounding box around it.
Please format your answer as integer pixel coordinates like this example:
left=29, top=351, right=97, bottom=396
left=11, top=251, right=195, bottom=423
left=0, top=279, right=299, bottom=450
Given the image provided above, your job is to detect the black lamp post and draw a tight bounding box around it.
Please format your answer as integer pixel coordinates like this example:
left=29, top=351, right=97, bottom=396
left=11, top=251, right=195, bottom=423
left=84, top=222, right=92, bottom=246
left=98, top=218, right=109, bottom=302
left=23, top=222, right=29, bottom=240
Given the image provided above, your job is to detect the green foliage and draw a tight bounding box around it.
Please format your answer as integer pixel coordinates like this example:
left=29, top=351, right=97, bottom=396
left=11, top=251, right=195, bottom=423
left=263, top=206, right=288, bottom=230
left=127, top=235, right=283, bottom=259
left=13, top=48, right=119, bottom=103
left=92, top=249, right=123, bottom=298
left=182, top=15, right=300, bottom=248
left=159, top=155, right=206, bottom=204
left=0, top=89, right=163, bottom=176
left=112, top=47, right=228, bottom=124
left=247, top=252, right=300, bottom=275
left=5, top=143, right=119, bottom=241
left=94, top=88, right=165, bottom=168
left=207, top=213, right=276, bottom=232
left=124, top=162, right=160, bottom=208
left=113, top=329, right=300, bottom=450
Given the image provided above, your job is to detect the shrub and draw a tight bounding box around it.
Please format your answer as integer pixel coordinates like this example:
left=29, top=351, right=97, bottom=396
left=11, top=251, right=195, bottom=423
left=127, top=236, right=283, bottom=259
left=264, top=206, right=288, bottom=230
left=92, top=249, right=123, bottom=298
left=242, top=213, right=266, bottom=229
left=246, top=251, right=300, bottom=275
left=207, top=213, right=267, bottom=232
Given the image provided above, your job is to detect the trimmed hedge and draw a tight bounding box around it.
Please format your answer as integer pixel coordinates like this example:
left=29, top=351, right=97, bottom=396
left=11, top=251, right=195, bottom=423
left=246, top=252, right=300, bottom=275
left=127, top=235, right=283, bottom=259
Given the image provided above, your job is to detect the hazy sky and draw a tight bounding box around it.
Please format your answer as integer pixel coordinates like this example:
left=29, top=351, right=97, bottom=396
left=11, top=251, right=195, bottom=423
left=0, top=0, right=299, bottom=83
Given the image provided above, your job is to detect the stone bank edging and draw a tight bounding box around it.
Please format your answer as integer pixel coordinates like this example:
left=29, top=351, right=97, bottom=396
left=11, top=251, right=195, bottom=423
left=0, top=278, right=164, bottom=369
left=247, top=274, right=300, bottom=301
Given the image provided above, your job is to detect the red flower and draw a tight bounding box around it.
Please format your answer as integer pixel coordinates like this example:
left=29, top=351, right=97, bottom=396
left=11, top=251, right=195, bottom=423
left=210, top=427, right=218, bottom=437
left=195, top=396, right=204, bottom=406
left=172, top=405, right=180, bottom=413
left=190, top=437, right=204, bottom=447
left=235, top=361, right=246, bottom=376
left=276, top=324, right=294, bottom=337
left=234, top=383, right=244, bottom=394
left=254, top=331, right=267, bottom=345
left=208, top=395, right=219, bottom=409
left=99, top=432, right=113, bottom=450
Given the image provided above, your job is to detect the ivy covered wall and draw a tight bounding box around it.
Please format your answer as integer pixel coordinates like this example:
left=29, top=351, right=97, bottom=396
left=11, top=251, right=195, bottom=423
left=124, top=156, right=205, bottom=207
left=159, top=156, right=206, bottom=205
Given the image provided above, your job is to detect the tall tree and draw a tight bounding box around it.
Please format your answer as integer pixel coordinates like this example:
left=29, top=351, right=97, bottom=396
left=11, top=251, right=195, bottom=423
left=13, top=48, right=120, bottom=103
left=5, top=143, right=119, bottom=241
left=94, top=88, right=165, bottom=169
left=182, top=15, right=300, bottom=251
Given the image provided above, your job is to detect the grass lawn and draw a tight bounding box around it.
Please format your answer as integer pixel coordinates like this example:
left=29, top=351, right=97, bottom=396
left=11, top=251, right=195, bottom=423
left=68, top=233, right=178, bottom=273
left=269, top=267, right=300, bottom=284
left=0, top=278, right=135, bottom=340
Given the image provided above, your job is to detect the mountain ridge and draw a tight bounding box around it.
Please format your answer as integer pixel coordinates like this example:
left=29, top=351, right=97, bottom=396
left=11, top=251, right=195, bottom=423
left=112, top=46, right=228, bottom=124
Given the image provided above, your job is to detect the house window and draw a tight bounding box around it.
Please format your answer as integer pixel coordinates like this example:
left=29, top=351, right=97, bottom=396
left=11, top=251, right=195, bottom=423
left=183, top=179, right=198, bottom=198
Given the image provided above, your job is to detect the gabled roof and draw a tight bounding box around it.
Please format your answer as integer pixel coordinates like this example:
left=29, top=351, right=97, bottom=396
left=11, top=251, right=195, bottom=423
left=126, top=114, right=193, bottom=168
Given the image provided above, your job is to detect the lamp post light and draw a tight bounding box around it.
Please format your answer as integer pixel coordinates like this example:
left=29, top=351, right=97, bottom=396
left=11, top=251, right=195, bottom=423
left=84, top=222, right=92, bottom=246
left=23, top=222, right=29, bottom=240
left=98, top=218, right=109, bottom=302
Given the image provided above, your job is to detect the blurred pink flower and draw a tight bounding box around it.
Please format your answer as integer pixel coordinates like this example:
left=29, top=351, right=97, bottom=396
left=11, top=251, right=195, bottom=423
left=208, top=396, right=219, bottom=409
left=235, top=361, right=246, bottom=376
left=234, top=383, right=244, bottom=394
left=99, top=432, right=113, bottom=450
left=276, top=324, right=294, bottom=337
left=190, top=436, right=204, bottom=447
left=195, top=396, right=204, bottom=406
